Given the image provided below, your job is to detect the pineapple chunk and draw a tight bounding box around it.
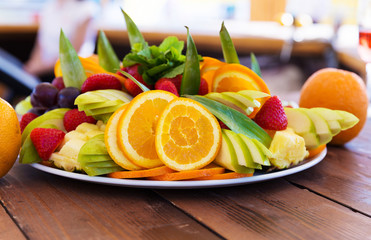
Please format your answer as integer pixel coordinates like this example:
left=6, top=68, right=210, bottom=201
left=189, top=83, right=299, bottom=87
left=269, top=128, right=309, bottom=169
left=76, top=122, right=99, bottom=133
left=50, top=153, right=82, bottom=172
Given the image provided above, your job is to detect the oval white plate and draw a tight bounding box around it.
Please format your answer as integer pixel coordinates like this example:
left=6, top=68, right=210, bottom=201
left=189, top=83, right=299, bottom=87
left=30, top=148, right=326, bottom=189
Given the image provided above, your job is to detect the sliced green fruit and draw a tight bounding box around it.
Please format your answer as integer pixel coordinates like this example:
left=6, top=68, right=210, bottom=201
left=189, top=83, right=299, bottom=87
left=186, top=95, right=272, bottom=147
left=303, top=109, right=332, bottom=145
left=205, top=92, right=253, bottom=115
left=78, top=134, right=123, bottom=176
left=21, top=108, right=69, bottom=144
left=239, top=134, right=271, bottom=166
left=284, top=107, right=319, bottom=149
left=238, top=90, right=270, bottom=100
left=335, top=110, right=359, bottom=130
left=222, top=92, right=259, bottom=108
left=15, top=96, right=32, bottom=115
left=79, top=100, right=123, bottom=111
left=224, top=130, right=261, bottom=169
left=214, top=130, right=254, bottom=174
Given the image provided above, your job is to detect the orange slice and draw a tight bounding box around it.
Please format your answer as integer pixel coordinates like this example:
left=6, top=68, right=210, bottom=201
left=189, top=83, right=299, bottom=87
left=200, top=57, right=226, bottom=92
left=155, top=98, right=222, bottom=171
left=105, top=104, right=143, bottom=171
left=147, top=166, right=225, bottom=181
left=117, top=90, right=177, bottom=168
left=212, top=63, right=270, bottom=94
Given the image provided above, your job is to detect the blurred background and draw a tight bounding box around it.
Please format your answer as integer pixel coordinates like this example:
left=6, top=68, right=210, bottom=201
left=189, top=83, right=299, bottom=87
left=0, top=0, right=368, bottom=104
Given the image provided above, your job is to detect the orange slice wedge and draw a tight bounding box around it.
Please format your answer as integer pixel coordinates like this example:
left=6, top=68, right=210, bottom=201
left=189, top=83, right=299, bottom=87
left=117, top=90, right=177, bottom=168
left=155, top=98, right=222, bottom=171
left=200, top=57, right=226, bottom=92
left=212, top=63, right=270, bottom=94
left=105, top=104, right=143, bottom=170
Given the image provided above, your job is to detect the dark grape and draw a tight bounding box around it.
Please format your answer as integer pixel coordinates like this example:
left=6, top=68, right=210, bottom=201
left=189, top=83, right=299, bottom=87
left=51, top=77, right=65, bottom=91
left=28, top=107, right=47, bottom=116
left=31, top=83, right=59, bottom=108
left=57, top=87, right=81, bottom=108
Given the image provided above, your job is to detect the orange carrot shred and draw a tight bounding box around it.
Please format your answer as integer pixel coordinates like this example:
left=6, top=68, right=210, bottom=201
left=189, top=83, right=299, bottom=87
left=107, top=166, right=174, bottom=179
left=147, top=167, right=225, bottom=181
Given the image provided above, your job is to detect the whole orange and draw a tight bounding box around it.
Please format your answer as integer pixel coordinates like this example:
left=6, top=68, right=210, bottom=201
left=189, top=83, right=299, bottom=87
left=0, top=98, right=22, bottom=178
left=299, top=68, right=368, bottom=145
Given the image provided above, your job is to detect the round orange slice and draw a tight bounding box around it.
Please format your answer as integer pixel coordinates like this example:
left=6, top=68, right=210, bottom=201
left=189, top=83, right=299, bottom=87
left=105, top=104, right=143, bottom=170
left=155, top=98, right=222, bottom=171
left=117, top=90, right=177, bottom=168
left=200, top=57, right=226, bottom=92
left=212, top=63, right=270, bottom=94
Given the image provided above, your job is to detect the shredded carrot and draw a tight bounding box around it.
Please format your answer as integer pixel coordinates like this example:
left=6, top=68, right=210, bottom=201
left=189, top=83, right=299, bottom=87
left=307, top=144, right=326, bottom=158
left=107, top=166, right=174, bottom=179
left=147, top=167, right=225, bottom=181
left=191, top=172, right=253, bottom=180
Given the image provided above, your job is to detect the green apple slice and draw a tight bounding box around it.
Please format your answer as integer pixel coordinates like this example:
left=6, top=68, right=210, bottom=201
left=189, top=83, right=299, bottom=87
left=284, top=107, right=320, bottom=149
left=224, top=130, right=261, bottom=169
left=303, top=109, right=332, bottom=145
left=335, top=110, right=359, bottom=130
left=239, top=134, right=270, bottom=166
left=214, top=130, right=254, bottom=174
left=238, top=90, right=270, bottom=100
left=205, top=92, right=252, bottom=115
left=221, top=92, right=259, bottom=108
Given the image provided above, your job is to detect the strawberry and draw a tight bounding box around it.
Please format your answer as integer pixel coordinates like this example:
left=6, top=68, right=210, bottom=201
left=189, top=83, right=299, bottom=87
left=20, top=112, right=38, bottom=133
left=30, top=128, right=65, bottom=161
left=120, top=65, right=153, bottom=97
left=81, top=73, right=122, bottom=93
left=154, top=80, right=179, bottom=96
left=63, top=109, right=97, bottom=132
left=254, top=96, right=288, bottom=131
left=198, top=78, right=209, bottom=95
left=156, top=75, right=183, bottom=92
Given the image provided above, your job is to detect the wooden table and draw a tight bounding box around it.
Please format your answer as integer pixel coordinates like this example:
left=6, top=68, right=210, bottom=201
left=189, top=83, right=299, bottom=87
left=1, top=116, right=370, bottom=240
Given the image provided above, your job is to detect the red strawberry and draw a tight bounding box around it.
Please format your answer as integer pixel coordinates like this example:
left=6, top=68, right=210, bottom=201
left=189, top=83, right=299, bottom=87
left=198, top=78, right=209, bottom=95
left=51, top=77, right=65, bottom=90
left=154, top=80, right=179, bottom=96
left=120, top=65, right=153, bottom=97
left=30, top=128, right=65, bottom=161
left=156, top=75, right=183, bottom=92
left=63, top=109, right=97, bottom=132
left=254, top=96, right=288, bottom=130
left=20, top=112, right=38, bottom=133
left=81, top=73, right=122, bottom=93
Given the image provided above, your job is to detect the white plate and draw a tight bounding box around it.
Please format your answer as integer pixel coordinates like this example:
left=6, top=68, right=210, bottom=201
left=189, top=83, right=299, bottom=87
left=30, top=148, right=326, bottom=189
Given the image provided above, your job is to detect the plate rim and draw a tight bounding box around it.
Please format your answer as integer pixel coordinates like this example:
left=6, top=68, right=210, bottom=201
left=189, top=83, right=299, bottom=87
left=29, top=148, right=327, bottom=189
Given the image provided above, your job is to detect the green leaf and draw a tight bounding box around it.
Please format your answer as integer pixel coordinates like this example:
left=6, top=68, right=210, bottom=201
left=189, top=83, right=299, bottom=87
left=160, top=63, right=185, bottom=78
left=97, top=30, right=120, bottom=73
left=250, top=53, right=262, bottom=78
left=121, top=9, right=147, bottom=50
left=219, top=22, right=239, bottom=64
left=59, top=29, right=86, bottom=89
left=185, top=95, right=272, bottom=147
left=180, top=27, right=200, bottom=95
left=159, top=36, right=184, bottom=53
left=119, top=70, right=150, bottom=92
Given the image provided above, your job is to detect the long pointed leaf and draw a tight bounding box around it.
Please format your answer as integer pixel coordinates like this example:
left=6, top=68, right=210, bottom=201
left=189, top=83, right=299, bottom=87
left=250, top=53, right=262, bottom=78
left=59, top=29, right=86, bottom=89
left=97, top=30, right=120, bottom=73
left=180, top=27, right=200, bottom=95
left=121, top=9, right=147, bottom=49
left=119, top=70, right=150, bottom=92
left=219, top=22, right=239, bottom=64
left=185, top=95, right=272, bottom=147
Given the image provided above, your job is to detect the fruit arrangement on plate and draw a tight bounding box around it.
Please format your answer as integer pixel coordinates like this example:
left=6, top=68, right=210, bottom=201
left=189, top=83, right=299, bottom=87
left=16, top=10, right=360, bottom=181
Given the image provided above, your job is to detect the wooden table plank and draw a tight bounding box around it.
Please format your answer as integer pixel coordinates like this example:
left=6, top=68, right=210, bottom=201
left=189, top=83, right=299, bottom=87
left=286, top=120, right=371, bottom=216
left=0, top=163, right=221, bottom=240
left=157, top=180, right=371, bottom=240
left=0, top=204, right=26, bottom=240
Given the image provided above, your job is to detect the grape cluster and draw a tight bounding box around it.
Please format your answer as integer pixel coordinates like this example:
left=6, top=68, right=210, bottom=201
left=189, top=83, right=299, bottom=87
left=28, top=77, right=81, bottom=115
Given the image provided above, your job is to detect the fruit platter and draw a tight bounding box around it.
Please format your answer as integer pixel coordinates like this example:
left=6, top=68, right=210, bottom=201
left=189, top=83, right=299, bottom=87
left=15, top=10, right=360, bottom=188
